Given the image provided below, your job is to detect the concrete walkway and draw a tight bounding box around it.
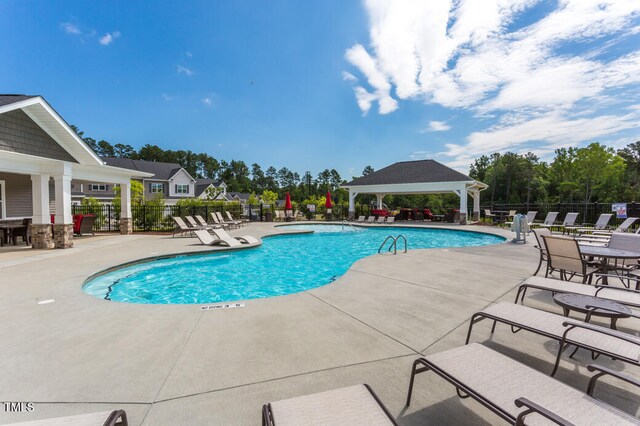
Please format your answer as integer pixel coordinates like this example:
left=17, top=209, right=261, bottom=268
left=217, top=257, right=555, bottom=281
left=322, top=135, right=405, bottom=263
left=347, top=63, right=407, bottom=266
left=0, top=223, right=638, bottom=425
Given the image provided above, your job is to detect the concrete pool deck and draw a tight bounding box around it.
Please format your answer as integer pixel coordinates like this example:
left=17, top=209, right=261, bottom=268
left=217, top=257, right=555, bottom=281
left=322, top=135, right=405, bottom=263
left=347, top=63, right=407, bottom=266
left=0, top=222, right=638, bottom=425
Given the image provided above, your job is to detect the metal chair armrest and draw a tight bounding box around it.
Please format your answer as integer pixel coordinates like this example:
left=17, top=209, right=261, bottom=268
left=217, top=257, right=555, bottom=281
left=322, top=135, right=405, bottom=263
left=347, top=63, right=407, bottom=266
left=586, top=364, right=640, bottom=396
left=514, top=398, right=574, bottom=426
left=104, top=410, right=128, bottom=426
left=562, top=320, right=640, bottom=346
left=584, top=304, right=640, bottom=320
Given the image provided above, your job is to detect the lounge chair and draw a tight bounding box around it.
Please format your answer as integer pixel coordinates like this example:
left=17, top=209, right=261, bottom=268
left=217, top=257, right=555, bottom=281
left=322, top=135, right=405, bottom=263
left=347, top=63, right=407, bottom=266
left=406, top=343, right=640, bottom=425
left=185, top=215, right=214, bottom=230
left=211, top=227, right=259, bottom=245
left=195, top=214, right=212, bottom=227
left=570, top=213, right=614, bottom=235
left=590, top=217, right=639, bottom=237
left=217, top=211, right=241, bottom=228
left=531, top=228, right=551, bottom=276
left=532, top=211, right=559, bottom=229
left=516, top=275, right=640, bottom=310
left=376, top=216, right=385, bottom=224
left=173, top=216, right=200, bottom=237
left=366, top=216, right=375, bottom=223
left=465, top=301, right=640, bottom=376
left=263, top=384, right=397, bottom=426
left=385, top=216, right=395, bottom=224
left=210, top=212, right=231, bottom=229
left=194, top=229, right=241, bottom=247
left=542, top=235, right=599, bottom=283
left=505, top=211, right=537, bottom=228
left=556, top=212, right=579, bottom=234
left=484, top=209, right=496, bottom=223
left=356, top=215, right=365, bottom=223
left=4, top=409, right=128, bottom=425
left=226, top=210, right=249, bottom=226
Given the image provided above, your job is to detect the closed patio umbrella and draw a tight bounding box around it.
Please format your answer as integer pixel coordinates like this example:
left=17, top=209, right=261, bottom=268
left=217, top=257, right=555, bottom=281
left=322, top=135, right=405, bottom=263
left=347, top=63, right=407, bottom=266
left=325, top=191, right=333, bottom=219
left=285, top=192, right=293, bottom=221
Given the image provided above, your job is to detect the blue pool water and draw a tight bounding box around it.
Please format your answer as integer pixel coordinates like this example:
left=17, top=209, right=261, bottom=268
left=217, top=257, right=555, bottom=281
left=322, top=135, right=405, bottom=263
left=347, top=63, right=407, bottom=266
left=83, top=225, right=504, bottom=304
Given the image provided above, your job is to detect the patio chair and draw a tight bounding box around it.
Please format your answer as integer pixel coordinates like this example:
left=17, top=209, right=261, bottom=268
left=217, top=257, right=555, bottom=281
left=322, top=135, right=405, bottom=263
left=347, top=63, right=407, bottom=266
left=217, top=211, right=241, bottom=229
left=465, top=301, right=640, bottom=376
left=173, top=216, right=199, bottom=237
left=263, top=384, right=397, bottom=426
left=591, top=217, right=638, bottom=236
left=542, top=235, right=599, bottom=283
left=376, top=216, right=386, bottom=224
left=366, top=216, right=376, bottom=223
left=556, top=212, right=579, bottom=234
left=406, top=343, right=640, bottom=425
left=515, top=275, right=640, bottom=310
left=185, top=215, right=206, bottom=229
left=483, top=209, right=496, bottom=223
left=195, top=214, right=215, bottom=228
left=226, top=210, right=249, bottom=226
left=211, top=227, right=259, bottom=245
left=385, top=216, right=395, bottom=224
left=532, top=211, right=559, bottom=230
left=4, top=409, right=128, bottom=425
left=572, top=213, right=614, bottom=235
left=531, top=228, right=551, bottom=276
left=356, top=215, right=365, bottom=223
left=12, top=217, right=32, bottom=245
left=210, top=212, right=231, bottom=230
left=194, top=229, right=241, bottom=247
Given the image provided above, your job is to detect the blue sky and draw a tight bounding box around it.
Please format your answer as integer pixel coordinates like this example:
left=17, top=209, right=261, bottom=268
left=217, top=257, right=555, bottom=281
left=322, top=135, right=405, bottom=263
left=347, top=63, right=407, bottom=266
left=2, top=1, right=640, bottom=180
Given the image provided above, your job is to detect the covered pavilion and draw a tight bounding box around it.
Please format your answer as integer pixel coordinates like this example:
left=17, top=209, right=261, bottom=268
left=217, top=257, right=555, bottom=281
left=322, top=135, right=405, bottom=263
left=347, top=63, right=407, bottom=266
left=0, top=95, right=151, bottom=248
left=341, top=160, right=487, bottom=224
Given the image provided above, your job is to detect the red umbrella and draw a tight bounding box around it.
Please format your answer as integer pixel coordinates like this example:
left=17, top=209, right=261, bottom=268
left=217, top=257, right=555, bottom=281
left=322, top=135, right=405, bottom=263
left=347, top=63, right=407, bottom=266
left=325, top=191, right=333, bottom=209
left=284, top=192, right=292, bottom=210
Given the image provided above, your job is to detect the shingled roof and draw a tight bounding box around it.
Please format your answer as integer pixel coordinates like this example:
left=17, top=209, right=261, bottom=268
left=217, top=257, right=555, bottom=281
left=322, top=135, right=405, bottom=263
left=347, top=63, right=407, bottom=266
left=0, top=94, right=37, bottom=108
left=345, top=159, right=473, bottom=186
left=102, top=157, right=189, bottom=180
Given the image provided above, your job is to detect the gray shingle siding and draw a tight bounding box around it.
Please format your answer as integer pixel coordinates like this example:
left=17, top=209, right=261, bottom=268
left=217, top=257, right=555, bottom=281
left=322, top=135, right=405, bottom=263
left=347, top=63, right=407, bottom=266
left=0, top=95, right=36, bottom=107
left=0, top=109, right=77, bottom=162
left=0, top=172, right=33, bottom=218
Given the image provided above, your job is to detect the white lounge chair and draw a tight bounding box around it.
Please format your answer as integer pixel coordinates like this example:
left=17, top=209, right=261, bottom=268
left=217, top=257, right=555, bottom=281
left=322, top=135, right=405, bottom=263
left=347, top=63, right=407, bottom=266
left=226, top=210, right=249, bottom=226
left=3, top=409, right=128, bottom=426
left=385, top=216, right=395, bottom=224
left=376, top=216, right=385, bottom=224
left=216, top=211, right=240, bottom=229
left=570, top=213, right=614, bottom=235
left=194, top=229, right=241, bottom=247
left=211, top=228, right=259, bottom=245
left=172, top=216, right=199, bottom=237
left=366, top=216, right=375, bottom=223
left=263, top=384, right=397, bottom=426
left=532, top=211, right=559, bottom=229
left=466, top=301, right=640, bottom=376
left=406, top=343, right=640, bottom=425
left=356, top=215, right=365, bottom=223
left=557, top=212, right=579, bottom=234
left=210, top=212, right=231, bottom=229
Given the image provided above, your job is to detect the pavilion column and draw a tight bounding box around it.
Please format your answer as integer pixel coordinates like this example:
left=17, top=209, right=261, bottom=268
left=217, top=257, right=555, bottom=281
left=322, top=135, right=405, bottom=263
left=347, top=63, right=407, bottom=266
left=458, top=185, right=468, bottom=225
left=120, top=181, right=133, bottom=235
left=30, top=174, right=54, bottom=249
left=53, top=172, right=73, bottom=248
left=376, top=194, right=385, bottom=210
left=470, top=189, right=480, bottom=221
left=348, top=190, right=358, bottom=220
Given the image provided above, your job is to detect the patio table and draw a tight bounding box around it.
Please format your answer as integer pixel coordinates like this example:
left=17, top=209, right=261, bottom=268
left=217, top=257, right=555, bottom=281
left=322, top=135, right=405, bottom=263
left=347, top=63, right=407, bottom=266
left=0, top=223, right=26, bottom=246
left=579, top=245, right=640, bottom=285
left=553, top=293, right=631, bottom=330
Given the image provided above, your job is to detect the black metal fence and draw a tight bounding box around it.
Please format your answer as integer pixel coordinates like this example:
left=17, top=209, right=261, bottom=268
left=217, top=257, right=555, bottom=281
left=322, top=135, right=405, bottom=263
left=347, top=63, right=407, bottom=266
left=480, top=202, right=639, bottom=227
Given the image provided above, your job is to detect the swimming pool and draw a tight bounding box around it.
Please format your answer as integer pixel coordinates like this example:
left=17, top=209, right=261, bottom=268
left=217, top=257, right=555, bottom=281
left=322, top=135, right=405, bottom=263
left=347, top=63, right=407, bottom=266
left=83, top=225, right=504, bottom=304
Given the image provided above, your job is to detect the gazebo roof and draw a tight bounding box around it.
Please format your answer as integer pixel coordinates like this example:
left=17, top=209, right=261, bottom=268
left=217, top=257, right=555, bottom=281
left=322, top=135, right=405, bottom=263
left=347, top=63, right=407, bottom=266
left=345, top=160, right=474, bottom=186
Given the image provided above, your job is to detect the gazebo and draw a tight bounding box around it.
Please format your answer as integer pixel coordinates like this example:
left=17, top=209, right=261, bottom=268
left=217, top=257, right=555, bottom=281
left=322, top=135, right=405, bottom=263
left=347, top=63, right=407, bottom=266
left=341, top=160, right=487, bottom=224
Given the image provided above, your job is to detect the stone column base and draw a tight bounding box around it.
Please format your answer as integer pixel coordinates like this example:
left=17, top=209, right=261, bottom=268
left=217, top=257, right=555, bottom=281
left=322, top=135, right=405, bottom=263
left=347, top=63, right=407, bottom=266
left=348, top=211, right=355, bottom=220
left=120, top=217, right=133, bottom=235
left=459, top=212, right=468, bottom=225
left=53, top=224, right=74, bottom=249
left=472, top=211, right=480, bottom=221
left=31, top=224, right=54, bottom=249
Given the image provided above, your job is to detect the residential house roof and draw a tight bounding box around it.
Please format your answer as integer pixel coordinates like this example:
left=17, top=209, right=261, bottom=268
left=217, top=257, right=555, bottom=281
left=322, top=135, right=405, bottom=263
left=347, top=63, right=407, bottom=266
left=226, top=192, right=251, bottom=201
left=344, top=159, right=474, bottom=186
left=102, top=157, right=192, bottom=180
left=0, top=94, right=37, bottom=107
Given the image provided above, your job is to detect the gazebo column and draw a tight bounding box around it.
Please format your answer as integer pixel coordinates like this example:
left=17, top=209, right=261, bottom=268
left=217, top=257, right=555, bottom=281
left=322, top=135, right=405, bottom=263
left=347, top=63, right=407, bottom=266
left=30, top=174, right=54, bottom=249
left=376, top=194, right=385, bottom=209
left=470, top=189, right=480, bottom=221
left=120, top=181, right=133, bottom=234
left=348, top=190, right=358, bottom=220
left=53, top=171, right=74, bottom=248
left=458, top=185, right=468, bottom=225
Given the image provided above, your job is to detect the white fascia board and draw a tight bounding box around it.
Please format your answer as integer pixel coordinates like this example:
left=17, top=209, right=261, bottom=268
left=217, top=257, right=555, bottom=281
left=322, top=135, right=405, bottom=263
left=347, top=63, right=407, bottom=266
left=168, top=167, right=196, bottom=181
left=0, top=149, right=59, bottom=174
left=20, top=99, right=104, bottom=166
left=340, top=181, right=478, bottom=194
left=0, top=96, right=42, bottom=115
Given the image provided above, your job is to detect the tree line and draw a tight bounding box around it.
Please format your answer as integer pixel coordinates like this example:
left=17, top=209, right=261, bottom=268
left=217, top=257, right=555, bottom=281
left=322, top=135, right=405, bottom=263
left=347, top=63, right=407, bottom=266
left=469, top=141, right=640, bottom=205
left=71, top=126, right=349, bottom=202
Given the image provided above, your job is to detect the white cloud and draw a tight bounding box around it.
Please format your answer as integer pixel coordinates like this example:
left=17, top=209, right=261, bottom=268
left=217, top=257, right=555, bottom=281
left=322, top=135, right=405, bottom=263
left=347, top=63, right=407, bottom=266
left=162, top=93, right=172, bottom=101
left=425, top=120, right=451, bottom=132
left=202, top=97, right=212, bottom=106
left=177, top=65, right=194, bottom=76
left=346, top=0, right=640, bottom=166
left=99, top=31, right=121, bottom=46
left=186, top=51, right=193, bottom=57
left=61, top=23, right=81, bottom=35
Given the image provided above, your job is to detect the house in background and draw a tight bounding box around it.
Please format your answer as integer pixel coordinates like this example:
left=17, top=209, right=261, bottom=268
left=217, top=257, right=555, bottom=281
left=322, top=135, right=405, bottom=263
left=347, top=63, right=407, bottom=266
left=195, top=178, right=227, bottom=200
left=0, top=95, right=151, bottom=248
